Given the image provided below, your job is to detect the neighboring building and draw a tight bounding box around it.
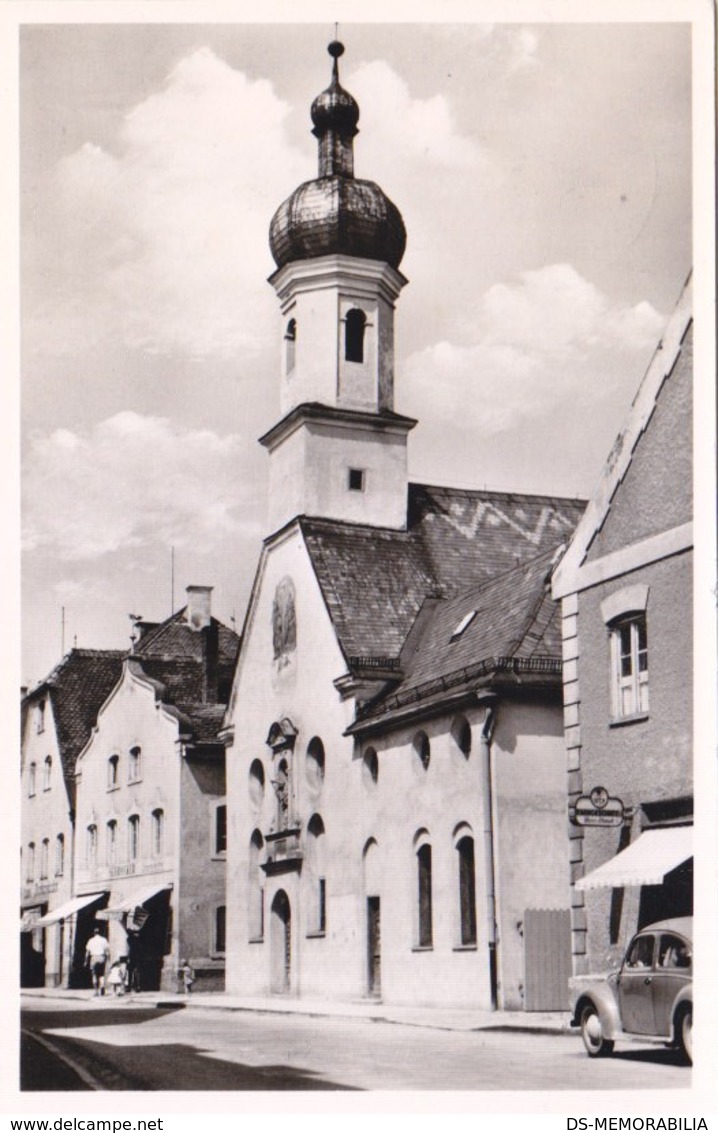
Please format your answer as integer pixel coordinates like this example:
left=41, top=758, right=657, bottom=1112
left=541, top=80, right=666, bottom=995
left=552, top=275, right=693, bottom=973
left=72, top=587, right=239, bottom=992
left=223, top=42, right=585, bottom=1010
left=20, top=649, right=124, bottom=987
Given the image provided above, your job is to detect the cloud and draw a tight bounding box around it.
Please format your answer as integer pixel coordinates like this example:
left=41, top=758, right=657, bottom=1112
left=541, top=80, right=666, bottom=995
left=506, top=28, right=540, bottom=74
left=348, top=60, right=484, bottom=170
left=28, top=48, right=309, bottom=361
left=400, top=264, right=665, bottom=434
left=22, top=411, right=262, bottom=560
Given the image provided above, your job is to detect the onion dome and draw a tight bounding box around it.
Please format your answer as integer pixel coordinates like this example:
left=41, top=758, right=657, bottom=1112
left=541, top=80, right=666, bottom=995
left=269, top=41, right=406, bottom=271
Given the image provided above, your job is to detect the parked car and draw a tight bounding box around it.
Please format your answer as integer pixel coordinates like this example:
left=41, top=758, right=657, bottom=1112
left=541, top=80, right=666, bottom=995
left=569, top=917, right=692, bottom=1064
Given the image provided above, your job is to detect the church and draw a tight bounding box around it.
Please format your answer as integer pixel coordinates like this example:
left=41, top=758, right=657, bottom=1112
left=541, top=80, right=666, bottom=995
left=223, top=42, right=586, bottom=1011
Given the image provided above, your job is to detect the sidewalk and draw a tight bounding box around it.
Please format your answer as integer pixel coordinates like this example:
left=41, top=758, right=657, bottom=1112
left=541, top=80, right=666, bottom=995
left=21, top=986, right=573, bottom=1036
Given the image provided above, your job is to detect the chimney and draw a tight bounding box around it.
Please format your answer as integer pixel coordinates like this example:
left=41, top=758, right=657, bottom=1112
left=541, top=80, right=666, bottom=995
left=186, top=585, right=213, bottom=631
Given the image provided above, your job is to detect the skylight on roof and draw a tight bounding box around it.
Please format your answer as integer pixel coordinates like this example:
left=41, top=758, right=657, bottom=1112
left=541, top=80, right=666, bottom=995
left=450, top=609, right=477, bottom=641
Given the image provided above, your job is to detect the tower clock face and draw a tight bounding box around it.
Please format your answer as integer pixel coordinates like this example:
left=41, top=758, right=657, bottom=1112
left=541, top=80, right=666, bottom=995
left=272, top=576, right=297, bottom=665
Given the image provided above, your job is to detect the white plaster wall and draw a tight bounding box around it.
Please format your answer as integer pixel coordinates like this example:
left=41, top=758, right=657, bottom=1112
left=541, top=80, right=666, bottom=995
left=21, top=704, right=73, bottom=984
left=492, top=698, right=571, bottom=1010
left=74, top=669, right=179, bottom=961
left=356, top=710, right=494, bottom=1008
left=266, top=419, right=408, bottom=533
left=226, top=526, right=367, bottom=1000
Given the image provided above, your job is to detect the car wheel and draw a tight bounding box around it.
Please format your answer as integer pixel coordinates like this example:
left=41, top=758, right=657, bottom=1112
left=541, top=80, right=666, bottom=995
left=676, top=1007, right=692, bottom=1066
left=580, top=1004, right=615, bottom=1058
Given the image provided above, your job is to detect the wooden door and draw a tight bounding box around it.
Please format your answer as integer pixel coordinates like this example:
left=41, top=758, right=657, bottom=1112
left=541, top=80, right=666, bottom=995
left=367, top=896, right=381, bottom=997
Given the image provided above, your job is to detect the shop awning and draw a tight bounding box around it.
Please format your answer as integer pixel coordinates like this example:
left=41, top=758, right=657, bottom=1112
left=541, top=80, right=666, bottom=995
left=576, top=826, right=692, bottom=891
left=34, top=892, right=107, bottom=927
left=96, top=882, right=172, bottom=920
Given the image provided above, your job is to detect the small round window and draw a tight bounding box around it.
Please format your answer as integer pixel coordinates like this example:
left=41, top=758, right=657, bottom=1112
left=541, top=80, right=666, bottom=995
left=306, top=737, right=326, bottom=793
left=249, top=759, right=265, bottom=811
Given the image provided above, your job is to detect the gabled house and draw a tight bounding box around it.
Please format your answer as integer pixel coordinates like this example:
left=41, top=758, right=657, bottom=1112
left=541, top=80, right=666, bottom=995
left=223, top=42, right=586, bottom=1011
left=21, top=649, right=124, bottom=987
left=72, top=587, right=239, bottom=991
left=552, top=275, right=693, bottom=972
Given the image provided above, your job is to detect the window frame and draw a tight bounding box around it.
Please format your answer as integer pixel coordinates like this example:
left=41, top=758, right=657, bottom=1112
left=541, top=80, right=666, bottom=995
left=128, top=814, right=140, bottom=862
left=55, top=833, right=65, bottom=877
left=609, top=613, right=649, bottom=722
left=415, top=837, right=433, bottom=950
left=43, top=755, right=52, bottom=791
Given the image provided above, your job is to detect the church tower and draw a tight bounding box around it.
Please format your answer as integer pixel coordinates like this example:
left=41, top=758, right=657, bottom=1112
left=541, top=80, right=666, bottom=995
left=260, top=41, right=415, bottom=533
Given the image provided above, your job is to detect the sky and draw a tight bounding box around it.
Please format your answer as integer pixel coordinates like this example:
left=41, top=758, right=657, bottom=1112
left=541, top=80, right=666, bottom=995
left=19, top=16, right=694, bottom=687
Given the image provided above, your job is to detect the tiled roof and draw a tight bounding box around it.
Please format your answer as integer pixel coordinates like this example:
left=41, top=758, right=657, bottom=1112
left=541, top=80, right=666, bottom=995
left=176, top=704, right=228, bottom=744
left=302, top=483, right=584, bottom=663
left=134, top=610, right=239, bottom=668
left=130, top=608, right=240, bottom=736
left=351, top=546, right=563, bottom=732
left=24, top=650, right=125, bottom=783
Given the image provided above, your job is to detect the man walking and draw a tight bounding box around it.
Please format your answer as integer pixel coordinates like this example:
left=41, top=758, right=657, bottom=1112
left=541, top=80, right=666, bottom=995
left=85, top=926, right=111, bottom=996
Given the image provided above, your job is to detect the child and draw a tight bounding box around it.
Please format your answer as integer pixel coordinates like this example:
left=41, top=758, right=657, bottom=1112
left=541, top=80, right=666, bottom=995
left=107, top=956, right=128, bottom=996
left=178, top=958, right=195, bottom=994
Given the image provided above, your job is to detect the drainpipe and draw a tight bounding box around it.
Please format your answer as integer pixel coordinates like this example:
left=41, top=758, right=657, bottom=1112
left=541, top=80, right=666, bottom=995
left=476, top=690, right=499, bottom=1008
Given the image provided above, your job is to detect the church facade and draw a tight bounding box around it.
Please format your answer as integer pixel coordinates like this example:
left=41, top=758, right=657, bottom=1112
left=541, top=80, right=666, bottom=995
left=223, top=43, right=586, bottom=1010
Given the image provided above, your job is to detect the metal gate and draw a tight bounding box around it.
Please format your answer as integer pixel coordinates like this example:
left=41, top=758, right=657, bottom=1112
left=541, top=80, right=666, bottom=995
left=523, top=907, right=571, bottom=1011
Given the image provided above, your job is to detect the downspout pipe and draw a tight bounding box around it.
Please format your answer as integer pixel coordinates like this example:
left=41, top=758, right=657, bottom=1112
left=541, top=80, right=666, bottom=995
left=476, top=689, right=499, bottom=1008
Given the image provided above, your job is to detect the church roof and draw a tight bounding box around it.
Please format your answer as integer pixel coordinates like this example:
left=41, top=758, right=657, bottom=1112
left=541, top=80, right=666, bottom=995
left=300, top=482, right=585, bottom=665
left=349, top=545, right=563, bottom=734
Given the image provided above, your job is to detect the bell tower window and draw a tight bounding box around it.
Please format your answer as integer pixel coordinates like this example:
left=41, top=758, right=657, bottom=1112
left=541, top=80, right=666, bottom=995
left=345, top=308, right=366, bottom=363
left=285, top=318, right=296, bottom=373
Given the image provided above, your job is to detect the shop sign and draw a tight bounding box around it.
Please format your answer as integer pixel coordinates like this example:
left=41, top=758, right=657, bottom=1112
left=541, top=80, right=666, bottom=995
left=572, top=786, right=625, bottom=827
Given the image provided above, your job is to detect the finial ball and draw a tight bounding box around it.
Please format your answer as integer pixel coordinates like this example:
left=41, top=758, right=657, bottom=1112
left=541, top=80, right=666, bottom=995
left=328, top=40, right=345, bottom=58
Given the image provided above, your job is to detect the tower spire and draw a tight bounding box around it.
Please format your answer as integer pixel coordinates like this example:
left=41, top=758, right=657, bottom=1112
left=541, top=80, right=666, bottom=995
left=311, top=40, right=359, bottom=178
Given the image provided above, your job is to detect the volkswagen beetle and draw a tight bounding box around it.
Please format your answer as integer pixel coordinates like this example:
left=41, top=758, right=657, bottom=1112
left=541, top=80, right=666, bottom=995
left=569, top=917, right=692, bottom=1064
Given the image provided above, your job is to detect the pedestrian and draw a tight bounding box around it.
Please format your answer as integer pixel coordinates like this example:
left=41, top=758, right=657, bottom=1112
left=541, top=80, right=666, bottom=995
left=178, top=958, right=195, bottom=994
left=85, top=926, right=111, bottom=996
left=107, top=955, right=128, bottom=996
left=126, top=929, right=141, bottom=992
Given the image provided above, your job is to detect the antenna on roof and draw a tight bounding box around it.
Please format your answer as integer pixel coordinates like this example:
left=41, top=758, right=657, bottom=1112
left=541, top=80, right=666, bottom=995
left=230, top=609, right=236, bottom=630
left=61, top=606, right=65, bottom=656
left=171, top=546, right=175, bottom=614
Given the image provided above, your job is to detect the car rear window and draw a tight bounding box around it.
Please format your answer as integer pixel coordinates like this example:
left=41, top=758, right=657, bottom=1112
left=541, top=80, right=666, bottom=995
left=658, top=933, right=691, bottom=970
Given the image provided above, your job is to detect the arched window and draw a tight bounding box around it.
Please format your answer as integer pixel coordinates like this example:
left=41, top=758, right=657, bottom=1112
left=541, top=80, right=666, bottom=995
left=43, top=755, right=52, bottom=791
left=285, top=318, right=297, bottom=372
left=27, top=843, right=35, bottom=882
left=451, top=715, right=472, bottom=759
left=362, top=747, right=379, bottom=788
left=415, top=832, right=433, bottom=948
left=107, top=755, right=119, bottom=789
left=249, top=759, right=265, bottom=812
left=128, top=747, right=141, bottom=783
left=36, top=699, right=46, bottom=734
left=345, top=308, right=366, bottom=363
left=106, top=820, right=117, bottom=867
left=86, top=824, right=98, bottom=869
left=128, top=815, right=140, bottom=862
left=28, top=763, right=36, bottom=797
left=248, top=830, right=265, bottom=941
left=306, top=815, right=327, bottom=934
left=40, top=838, right=49, bottom=879
left=456, top=833, right=477, bottom=945
left=55, top=833, right=65, bottom=877
left=152, top=809, right=164, bottom=858
left=413, top=731, right=430, bottom=771
left=306, top=737, right=325, bottom=793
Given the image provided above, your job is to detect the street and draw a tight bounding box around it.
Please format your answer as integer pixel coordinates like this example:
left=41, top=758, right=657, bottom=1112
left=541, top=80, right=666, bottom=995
left=21, top=997, right=691, bottom=1093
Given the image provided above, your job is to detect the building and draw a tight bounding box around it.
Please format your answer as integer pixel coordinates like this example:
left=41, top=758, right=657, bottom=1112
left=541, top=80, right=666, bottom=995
left=72, top=586, right=239, bottom=991
left=551, top=275, right=693, bottom=972
left=223, top=42, right=586, bottom=1010
left=20, top=649, right=124, bottom=987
